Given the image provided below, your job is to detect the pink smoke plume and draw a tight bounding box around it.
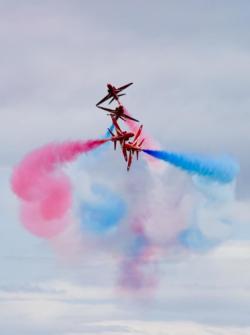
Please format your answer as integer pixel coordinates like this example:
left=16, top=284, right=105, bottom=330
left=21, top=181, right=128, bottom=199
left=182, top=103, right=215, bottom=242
left=11, top=139, right=107, bottom=238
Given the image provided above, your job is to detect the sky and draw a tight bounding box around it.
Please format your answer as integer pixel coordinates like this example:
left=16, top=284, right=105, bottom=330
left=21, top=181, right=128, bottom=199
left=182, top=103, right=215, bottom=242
left=0, top=1, right=250, bottom=334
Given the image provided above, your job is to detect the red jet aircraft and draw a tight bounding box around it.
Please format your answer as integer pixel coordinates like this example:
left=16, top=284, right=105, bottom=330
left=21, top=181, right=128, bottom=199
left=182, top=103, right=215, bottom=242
left=97, top=105, right=139, bottom=122
left=96, top=82, right=133, bottom=106
left=108, top=116, right=134, bottom=150
left=122, top=125, right=144, bottom=171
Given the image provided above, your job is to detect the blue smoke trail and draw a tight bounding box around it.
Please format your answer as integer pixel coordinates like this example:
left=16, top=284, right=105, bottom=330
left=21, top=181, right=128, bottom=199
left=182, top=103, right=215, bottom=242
left=143, top=149, right=239, bottom=183
left=79, top=184, right=126, bottom=234
left=179, top=226, right=217, bottom=251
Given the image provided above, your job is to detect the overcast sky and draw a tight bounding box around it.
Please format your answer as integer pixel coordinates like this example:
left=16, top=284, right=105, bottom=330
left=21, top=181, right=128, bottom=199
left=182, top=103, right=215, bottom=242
left=0, top=1, right=250, bottom=334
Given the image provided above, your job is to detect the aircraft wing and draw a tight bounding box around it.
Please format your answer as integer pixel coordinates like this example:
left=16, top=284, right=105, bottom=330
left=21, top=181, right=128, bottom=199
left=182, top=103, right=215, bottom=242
left=123, top=114, right=139, bottom=122
left=133, top=125, right=143, bottom=142
left=108, top=128, right=115, bottom=136
left=118, top=82, right=133, bottom=92
left=138, top=138, right=145, bottom=147
left=97, top=106, right=114, bottom=113
left=127, top=151, right=133, bottom=171
left=96, top=93, right=111, bottom=106
left=122, top=145, right=128, bottom=162
left=108, top=96, right=116, bottom=104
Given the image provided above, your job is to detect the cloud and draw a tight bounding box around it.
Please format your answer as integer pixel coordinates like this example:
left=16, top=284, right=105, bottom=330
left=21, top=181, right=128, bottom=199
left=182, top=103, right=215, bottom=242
left=0, top=242, right=250, bottom=333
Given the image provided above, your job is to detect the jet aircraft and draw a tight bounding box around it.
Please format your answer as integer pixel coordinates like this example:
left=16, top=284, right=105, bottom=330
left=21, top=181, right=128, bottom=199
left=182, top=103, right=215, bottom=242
left=108, top=116, right=134, bottom=150
left=98, top=105, right=139, bottom=122
left=122, top=125, right=144, bottom=171
left=96, top=82, right=133, bottom=106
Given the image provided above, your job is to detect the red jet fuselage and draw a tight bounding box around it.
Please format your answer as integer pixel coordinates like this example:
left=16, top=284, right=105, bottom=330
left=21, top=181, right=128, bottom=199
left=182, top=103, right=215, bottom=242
left=96, top=82, right=133, bottom=106
left=110, top=131, right=134, bottom=150
left=122, top=124, right=144, bottom=171
left=97, top=105, right=139, bottom=122
left=108, top=116, right=134, bottom=150
left=107, top=84, right=120, bottom=104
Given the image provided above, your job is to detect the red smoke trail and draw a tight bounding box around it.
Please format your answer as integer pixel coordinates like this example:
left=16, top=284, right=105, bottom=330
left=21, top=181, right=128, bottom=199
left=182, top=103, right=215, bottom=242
left=11, top=139, right=108, bottom=238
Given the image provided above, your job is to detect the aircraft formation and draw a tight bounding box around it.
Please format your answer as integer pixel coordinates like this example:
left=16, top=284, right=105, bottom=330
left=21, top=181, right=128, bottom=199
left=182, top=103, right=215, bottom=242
left=96, top=83, right=144, bottom=171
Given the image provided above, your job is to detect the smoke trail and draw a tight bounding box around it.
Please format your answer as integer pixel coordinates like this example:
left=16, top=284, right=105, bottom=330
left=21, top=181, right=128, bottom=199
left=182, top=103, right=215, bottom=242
left=88, top=123, right=115, bottom=158
left=79, top=183, right=126, bottom=234
left=143, top=149, right=239, bottom=183
left=119, top=222, right=157, bottom=291
left=11, top=139, right=107, bottom=238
